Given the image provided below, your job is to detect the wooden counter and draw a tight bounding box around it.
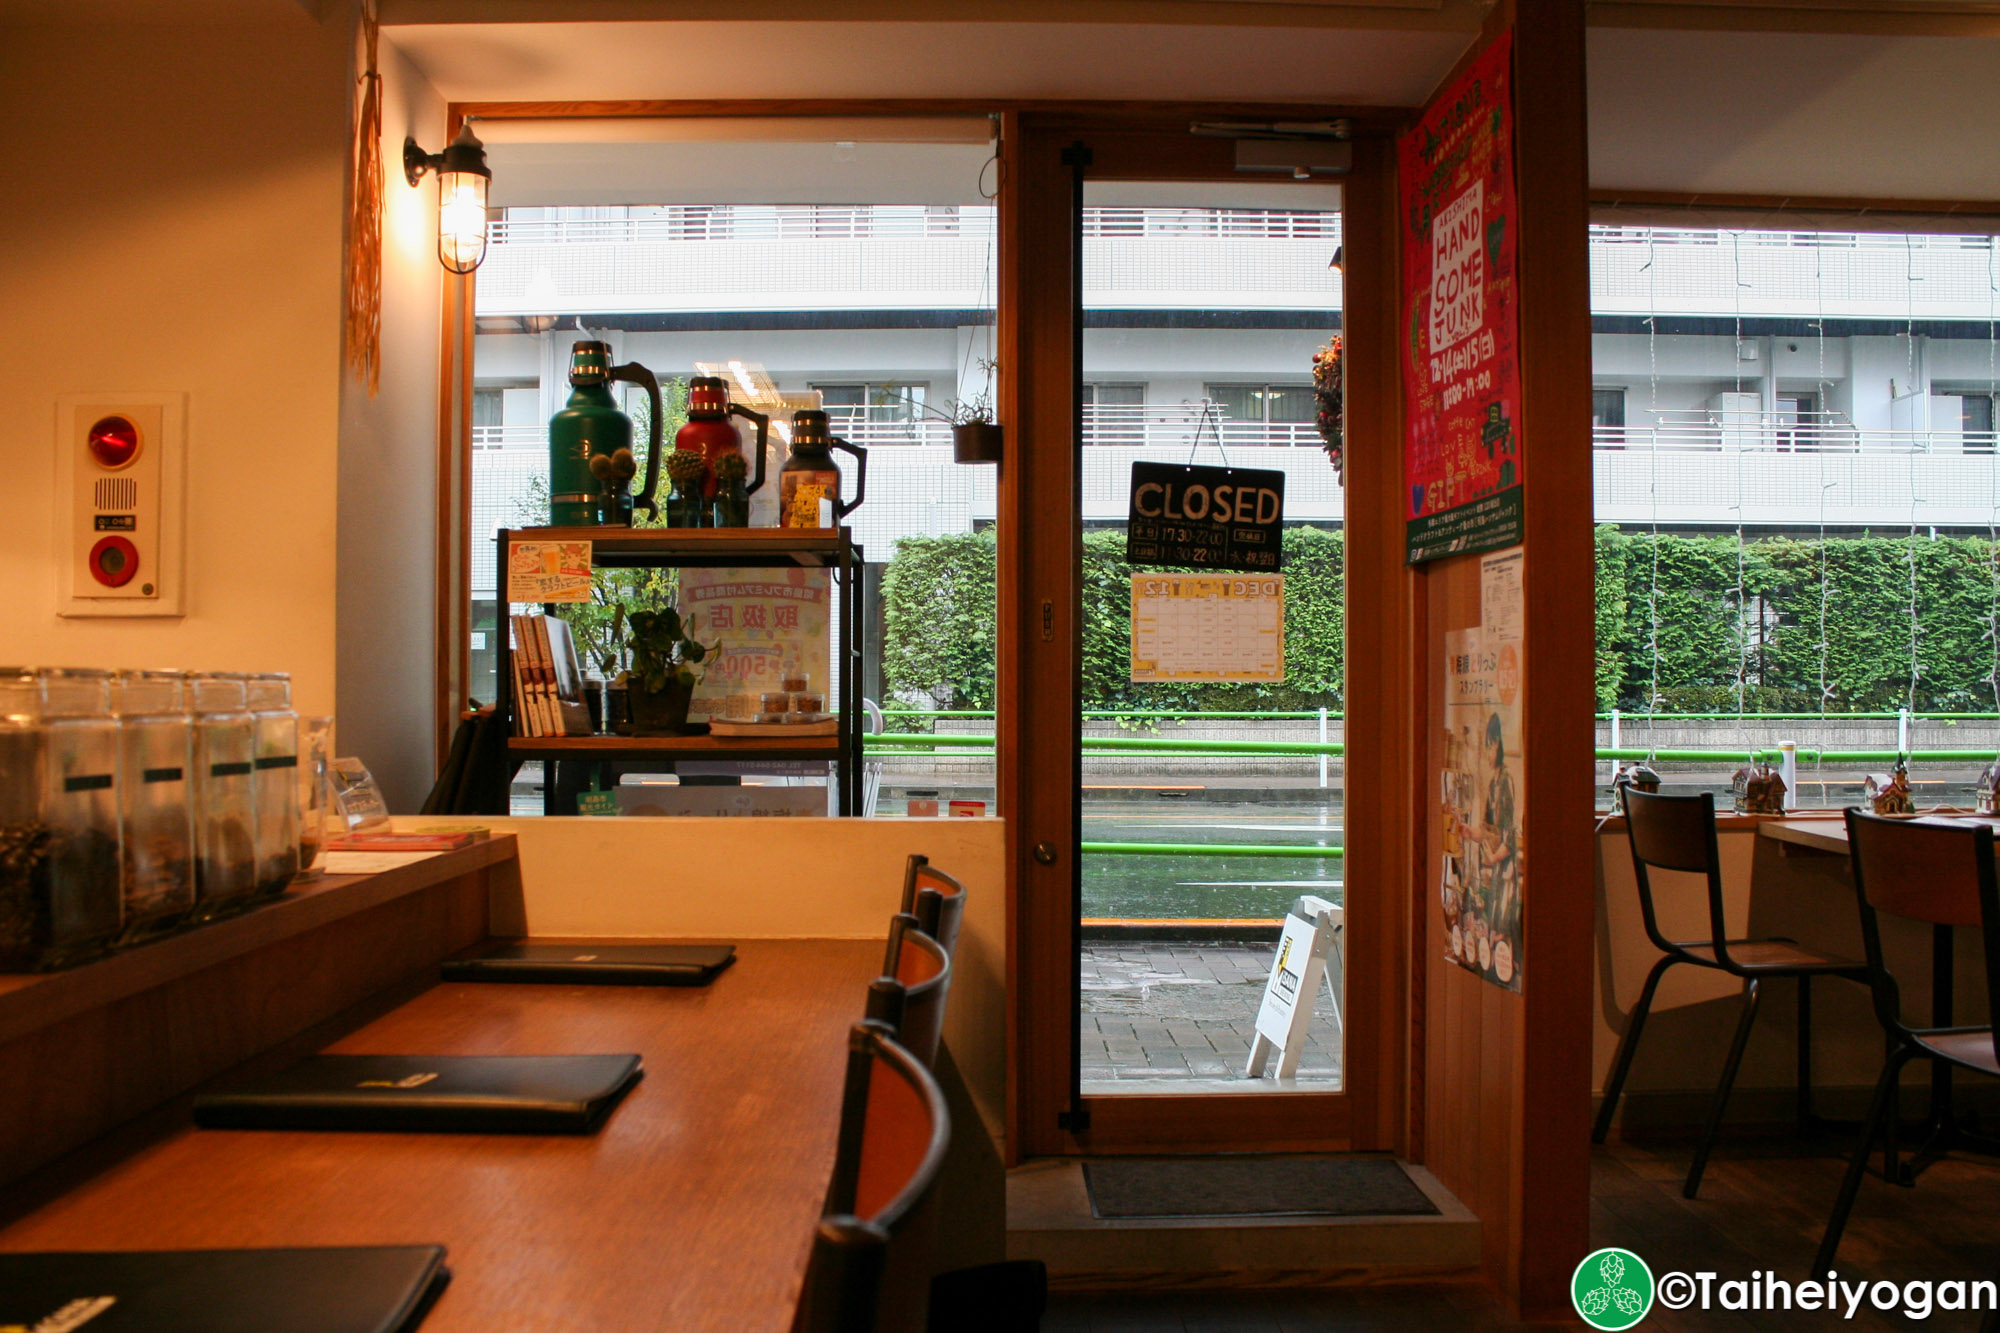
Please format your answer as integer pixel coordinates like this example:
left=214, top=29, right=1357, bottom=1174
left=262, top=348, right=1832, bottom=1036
left=0, top=940, right=879, bottom=1333
left=1760, top=813, right=2000, bottom=857
left=0, top=840, right=518, bottom=1187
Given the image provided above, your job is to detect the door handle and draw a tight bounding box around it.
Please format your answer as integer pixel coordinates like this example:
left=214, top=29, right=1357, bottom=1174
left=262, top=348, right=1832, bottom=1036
left=1033, top=841, right=1058, bottom=866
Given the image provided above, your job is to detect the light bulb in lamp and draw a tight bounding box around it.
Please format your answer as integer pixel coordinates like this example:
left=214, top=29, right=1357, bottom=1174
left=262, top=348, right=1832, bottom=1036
left=405, top=123, right=491, bottom=275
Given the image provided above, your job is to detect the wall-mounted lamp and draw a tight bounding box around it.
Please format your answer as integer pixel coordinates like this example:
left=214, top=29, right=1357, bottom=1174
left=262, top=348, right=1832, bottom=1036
left=1329, top=245, right=1344, bottom=273
left=404, top=123, right=490, bottom=274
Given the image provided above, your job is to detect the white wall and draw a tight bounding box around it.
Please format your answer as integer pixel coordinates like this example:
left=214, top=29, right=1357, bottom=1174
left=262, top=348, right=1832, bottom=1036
left=335, top=33, right=448, bottom=810
left=0, top=15, right=352, bottom=718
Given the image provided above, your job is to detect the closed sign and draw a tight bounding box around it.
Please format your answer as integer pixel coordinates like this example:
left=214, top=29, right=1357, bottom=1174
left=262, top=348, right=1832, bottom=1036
left=1126, top=462, right=1285, bottom=572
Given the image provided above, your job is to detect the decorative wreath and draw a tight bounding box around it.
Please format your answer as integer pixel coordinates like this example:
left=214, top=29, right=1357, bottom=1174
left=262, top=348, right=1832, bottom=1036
left=1312, top=335, right=1344, bottom=479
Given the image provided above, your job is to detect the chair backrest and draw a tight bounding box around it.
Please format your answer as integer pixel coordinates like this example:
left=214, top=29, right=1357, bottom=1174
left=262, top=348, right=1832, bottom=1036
left=910, top=860, right=967, bottom=958
left=872, top=916, right=951, bottom=1068
left=1620, top=786, right=1731, bottom=959
left=896, top=853, right=929, bottom=918
left=795, top=1025, right=950, bottom=1333
left=1844, top=807, right=2000, bottom=1047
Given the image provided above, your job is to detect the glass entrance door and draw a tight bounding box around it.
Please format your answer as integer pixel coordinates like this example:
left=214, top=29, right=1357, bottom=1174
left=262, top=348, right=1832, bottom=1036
left=1073, top=181, right=1349, bottom=1115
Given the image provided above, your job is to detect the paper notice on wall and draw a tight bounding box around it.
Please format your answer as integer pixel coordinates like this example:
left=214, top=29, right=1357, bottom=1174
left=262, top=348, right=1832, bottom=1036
left=680, top=567, right=831, bottom=721
left=507, top=540, right=593, bottom=604
left=1480, top=546, right=1523, bottom=645
left=1438, top=618, right=1524, bottom=993
left=1130, top=575, right=1285, bottom=682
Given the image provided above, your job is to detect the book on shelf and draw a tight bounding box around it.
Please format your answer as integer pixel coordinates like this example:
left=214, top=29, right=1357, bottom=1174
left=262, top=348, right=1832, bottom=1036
left=508, top=614, right=536, bottom=737
left=509, top=613, right=594, bottom=738
left=544, top=617, right=596, bottom=736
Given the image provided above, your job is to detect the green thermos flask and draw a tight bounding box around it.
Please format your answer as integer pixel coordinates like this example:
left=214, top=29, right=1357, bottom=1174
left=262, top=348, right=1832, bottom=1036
left=547, top=341, right=663, bottom=527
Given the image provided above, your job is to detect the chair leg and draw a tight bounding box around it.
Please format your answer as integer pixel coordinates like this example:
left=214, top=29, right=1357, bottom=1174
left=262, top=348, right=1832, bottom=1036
left=1594, top=955, right=1678, bottom=1145
left=1685, top=977, right=1761, bottom=1199
left=1816, top=1048, right=1911, bottom=1274
left=1796, top=973, right=1813, bottom=1132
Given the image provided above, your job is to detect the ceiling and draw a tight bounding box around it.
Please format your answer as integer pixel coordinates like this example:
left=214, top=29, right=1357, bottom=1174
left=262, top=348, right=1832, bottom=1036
left=1587, top=26, right=2000, bottom=200
left=384, top=19, right=1476, bottom=107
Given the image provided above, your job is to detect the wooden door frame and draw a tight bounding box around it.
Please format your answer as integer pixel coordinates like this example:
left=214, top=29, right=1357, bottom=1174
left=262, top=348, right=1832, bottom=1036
left=999, top=112, right=1412, bottom=1158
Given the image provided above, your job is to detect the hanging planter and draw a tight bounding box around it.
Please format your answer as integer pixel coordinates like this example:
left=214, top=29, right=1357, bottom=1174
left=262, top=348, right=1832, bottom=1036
left=1313, top=335, right=1344, bottom=481
left=953, top=420, right=1004, bottom=464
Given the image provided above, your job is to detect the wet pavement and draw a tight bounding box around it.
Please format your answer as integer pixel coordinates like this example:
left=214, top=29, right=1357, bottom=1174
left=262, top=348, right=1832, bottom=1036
left=1079, top=940, right=1342, bottom=1086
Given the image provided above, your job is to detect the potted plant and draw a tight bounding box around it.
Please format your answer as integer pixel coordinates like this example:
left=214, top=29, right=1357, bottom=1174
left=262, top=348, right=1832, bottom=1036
left=1312, top=336, right=1343, bottom=480
left=950, top=359, right=1003, bottom=464
left=621, top=606, right=717, bottom=735
left=710, top=450, right=750, bottom=527
left=664, top=449, right=709, bottom=528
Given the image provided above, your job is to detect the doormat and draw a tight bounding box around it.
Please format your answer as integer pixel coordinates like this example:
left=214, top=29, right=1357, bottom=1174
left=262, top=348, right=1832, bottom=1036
left=1082, top=1156, right=1438, bottom=1220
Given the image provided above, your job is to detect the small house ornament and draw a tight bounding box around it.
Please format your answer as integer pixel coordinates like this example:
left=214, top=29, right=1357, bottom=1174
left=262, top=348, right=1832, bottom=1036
left=1731, top=761, right=1786, bottom=815
left=1614, top=762, right=1661, bottom=796
left=1977, top=762, right=2000, bottom=816
left=1865, top=761, right=1915, bottom=816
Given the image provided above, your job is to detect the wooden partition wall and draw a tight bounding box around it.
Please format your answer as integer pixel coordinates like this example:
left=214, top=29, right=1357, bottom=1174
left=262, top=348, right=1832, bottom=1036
left=1402, top=0, right=1597, bottom=1317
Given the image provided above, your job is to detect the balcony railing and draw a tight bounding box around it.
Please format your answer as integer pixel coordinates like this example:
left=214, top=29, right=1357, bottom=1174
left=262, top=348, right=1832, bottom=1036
left=487, top=206, right=1339, bottom=246
left=472, top=412, right=1323, bottom=453
left=1595, top=415, right=2000, bottom=455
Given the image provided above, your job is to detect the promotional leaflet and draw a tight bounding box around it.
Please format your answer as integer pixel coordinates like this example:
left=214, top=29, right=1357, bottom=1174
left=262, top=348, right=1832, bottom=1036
left=1437, top=547, right=1525, bottom=992
left=1399, top=32, right=1524, bottom=565
left=507, top=540, right=593, bottom=603
left=679, top=567, right=831, bottom=722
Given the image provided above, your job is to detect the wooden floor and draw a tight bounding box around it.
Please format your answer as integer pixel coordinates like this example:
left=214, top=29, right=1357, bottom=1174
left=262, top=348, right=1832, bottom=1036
left=1046, top=1137, right=2000, bottom=1330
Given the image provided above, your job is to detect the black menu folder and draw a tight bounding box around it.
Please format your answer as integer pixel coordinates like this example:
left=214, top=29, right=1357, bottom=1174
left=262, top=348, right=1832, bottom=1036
left=441, top=941, right=736, bottom=986
left=0, top=1244, right=449, bottom=1333
left=193, top=1054, right=642, bottom=1135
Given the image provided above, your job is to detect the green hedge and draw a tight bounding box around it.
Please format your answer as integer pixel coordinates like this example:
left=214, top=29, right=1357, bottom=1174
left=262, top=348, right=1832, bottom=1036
left=881, top=525, right=2000, bottom=718
left=1596, top=528, right=2000, bottom=714
left=880, top=528, right=1345, bottom=715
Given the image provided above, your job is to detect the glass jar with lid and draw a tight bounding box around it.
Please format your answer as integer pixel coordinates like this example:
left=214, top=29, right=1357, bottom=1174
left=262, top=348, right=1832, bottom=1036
left=111, top=669, right=197, bottom=940
left=0, top=669, right=126, bottom=969
left=244, top=673, right=300, bottom=897
left=190, top=672, right=258, bottom=917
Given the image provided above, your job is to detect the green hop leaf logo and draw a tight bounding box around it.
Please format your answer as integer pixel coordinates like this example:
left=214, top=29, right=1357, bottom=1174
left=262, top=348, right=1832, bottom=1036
left=1571, top=1247, right=1654, bottom=1330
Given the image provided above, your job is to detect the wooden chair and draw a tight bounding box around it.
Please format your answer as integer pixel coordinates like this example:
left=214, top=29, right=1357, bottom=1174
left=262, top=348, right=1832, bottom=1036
left=903, top=856, right=967, bottom=960
left=794, top=1024, right=951, bottom=1333
left=868, top=916, right=952, bottom=1069
left=884, top=860, right=1046, bottom=1331
left=1595, top=788, right=1867, bottom=1198
left=1815, top=809, right=2000, bottom=1272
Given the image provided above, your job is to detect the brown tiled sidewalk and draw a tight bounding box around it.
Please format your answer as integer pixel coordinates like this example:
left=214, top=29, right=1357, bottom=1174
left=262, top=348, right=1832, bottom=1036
left=1079, top=940, right=1342, bottom=1085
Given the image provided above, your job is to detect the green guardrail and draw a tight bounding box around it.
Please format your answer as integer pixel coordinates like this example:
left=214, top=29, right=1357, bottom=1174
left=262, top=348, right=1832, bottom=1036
left=880, top=708, right=2000, bottom=723
left=1081, top=841, right=1343, bottom=859
left=865, top=734, right=1999, bottom=765
left=863, top=733, right=1343, bottom=757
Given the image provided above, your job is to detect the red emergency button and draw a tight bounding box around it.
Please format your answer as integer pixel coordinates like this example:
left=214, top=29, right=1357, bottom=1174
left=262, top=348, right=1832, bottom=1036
left=88, top=536, right=139, bottom=588
left=86, top=416, right=140, bottom=469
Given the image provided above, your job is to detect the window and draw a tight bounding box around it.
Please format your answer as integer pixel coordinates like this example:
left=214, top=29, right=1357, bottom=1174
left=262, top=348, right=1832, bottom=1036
left=473, top=388, right=504, bottom=429
left=1774, top=392, right=1817, bottom=452
left=1591, top=223, right=2000, bottom=809
left=811, top=383, right=929, bottom=441
left=1592, top=388, right=1626, bottom=432
left=1082, top=383, right=1145, bottom=446
left=1204, top=382, right=1316, bottom=443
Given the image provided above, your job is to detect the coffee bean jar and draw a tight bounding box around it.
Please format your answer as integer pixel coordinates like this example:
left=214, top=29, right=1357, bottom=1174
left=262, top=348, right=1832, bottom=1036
left=0, top=668, right=124, bottom=970
left=190, top=672, right=259, bottom=918
left=111, top=669, right=197, bottom=942
left=244, top=673, right=300, bottom=899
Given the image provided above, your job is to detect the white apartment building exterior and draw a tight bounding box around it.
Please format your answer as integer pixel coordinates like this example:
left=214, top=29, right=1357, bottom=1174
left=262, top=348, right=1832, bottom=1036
left=471, top=210, right=2000, bottom=635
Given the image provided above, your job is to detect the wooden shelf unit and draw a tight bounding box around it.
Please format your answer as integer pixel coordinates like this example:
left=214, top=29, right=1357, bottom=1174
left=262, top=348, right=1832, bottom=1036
left=498, top=525, right=866, bottom=815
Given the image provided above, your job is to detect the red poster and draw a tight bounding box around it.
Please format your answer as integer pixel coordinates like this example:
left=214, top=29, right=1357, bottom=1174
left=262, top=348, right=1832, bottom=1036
left=1400, top=32, right=1523, bottom=565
